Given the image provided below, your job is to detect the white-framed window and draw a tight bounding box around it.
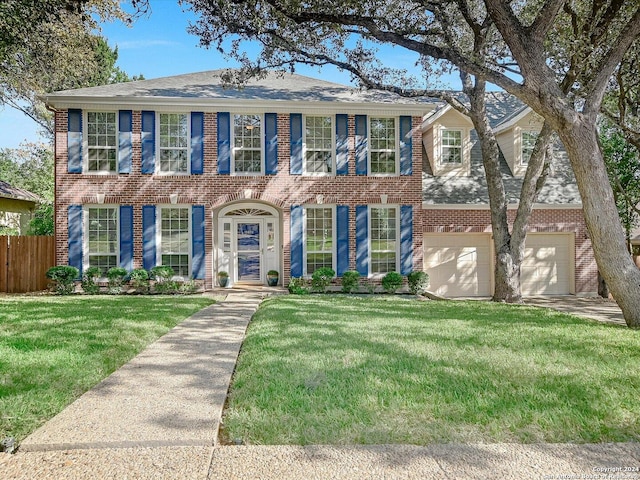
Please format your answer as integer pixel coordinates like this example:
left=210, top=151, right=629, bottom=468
left=521, top=131, right=538, bottom=165
left=369, top=206, right=398, bottom=274
left=86, top=111, right=117, bottom=173
left=232, top=114, right=262, bottom=174
left=369, top=117, right=398, bottom=174
left=304, top=206, right=335, bottom=275
left=304, top=115, right=334, bottom=174
left=158, top=206, right=191, bottom=277
left=440, top=129, right=463, bottom=164
left=85, top=206, right=119, bottom=274
left=158, top=113, right=189, bottom=174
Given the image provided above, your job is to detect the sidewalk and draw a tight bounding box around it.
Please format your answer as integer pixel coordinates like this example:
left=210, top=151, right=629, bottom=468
left=2, top=290, right=639, bottom=479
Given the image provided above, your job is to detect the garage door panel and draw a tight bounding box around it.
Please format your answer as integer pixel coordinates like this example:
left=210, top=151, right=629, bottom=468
left=521, top=234, right=572, bottom=295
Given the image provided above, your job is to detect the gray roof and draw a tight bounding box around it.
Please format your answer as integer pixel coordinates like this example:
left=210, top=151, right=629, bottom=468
left=0, top=181, right=40, bottom=203
left=46, top=69, right=433, bottom=106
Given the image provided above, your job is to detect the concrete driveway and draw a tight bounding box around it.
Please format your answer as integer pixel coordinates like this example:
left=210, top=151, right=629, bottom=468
left=525, top=296, right=625, bottom=326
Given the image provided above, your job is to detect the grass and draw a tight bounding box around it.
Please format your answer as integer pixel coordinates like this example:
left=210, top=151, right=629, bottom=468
left=222, top=295, right=640, bottom=445
left=0, top=294, right=214, bottom=442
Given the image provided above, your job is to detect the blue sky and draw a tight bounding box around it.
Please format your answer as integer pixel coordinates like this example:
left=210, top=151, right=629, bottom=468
left=0, top=2, right=444, bottom=149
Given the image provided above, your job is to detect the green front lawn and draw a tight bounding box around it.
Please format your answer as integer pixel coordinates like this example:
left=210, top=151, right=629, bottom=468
left=222, top=295, right=640, bottom=445
left=0, top=295, right=214, bottom=442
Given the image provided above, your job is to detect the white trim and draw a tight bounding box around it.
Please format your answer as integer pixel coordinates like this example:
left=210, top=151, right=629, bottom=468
left=494, top=107, right=533, bottom=134
left=156, top=204, right=192, bottom=280
left=82, top=204, right=120, bottom=276
left=439, top=128, right=464, bottom=166
left=302, top=205, right=337, bottom=276
left=368, top=205, right=400, bottom=276
left=83, top=110, right=119, bottom=175
left=155, top=112, right=191, bottom=175
left=230, top=113, right=264, bottom=176
left=422, top=203, right=584, bottom=210
left=302, top=114, right=336, bottom=176
left=368, top=116, right=400, bottom=176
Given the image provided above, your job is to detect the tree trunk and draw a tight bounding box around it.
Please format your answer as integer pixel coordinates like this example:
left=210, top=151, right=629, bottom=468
left=558, top=121, right=640, bottom=327
left=597, top=272, right=610, bottom=299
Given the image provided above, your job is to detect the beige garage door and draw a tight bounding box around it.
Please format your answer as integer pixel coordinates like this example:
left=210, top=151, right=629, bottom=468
left=423, top=234, right=492, bottom=297
left=521, top=233, right=573, bottom=295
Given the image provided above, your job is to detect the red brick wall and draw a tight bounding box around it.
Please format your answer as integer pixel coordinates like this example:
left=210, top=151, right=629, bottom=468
left=55, top=111, right=424, bottom=288
left=421, top=207, right=597, bottom=293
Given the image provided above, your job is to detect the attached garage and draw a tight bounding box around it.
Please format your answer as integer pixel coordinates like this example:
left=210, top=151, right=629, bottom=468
left=521, top=233, right=574, bottom=295
left=423, top=233, right=493, bottom=297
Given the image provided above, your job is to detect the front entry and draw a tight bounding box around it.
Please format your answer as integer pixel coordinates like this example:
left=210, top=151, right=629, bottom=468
left=217, top=204, right=280, bottom=286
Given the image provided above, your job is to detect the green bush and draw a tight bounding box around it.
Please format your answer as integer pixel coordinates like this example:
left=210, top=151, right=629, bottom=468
left=381, top=272, right=403, bottom=294
left=155, top=280, right=180, bottom=294
left=129, top=268, right=150, bottom=293
left=45, top=265, right=78, bottom=295
left=178, top=279, right=199, bottom=295
left=407, top=271, right=430, bottom=295
left=288, top=277, right=309, bottom=295
left=341, top=271, right=360, bottom=293
left=150, top=265, right=174, bottom=283
left=106, top=267, right=128, bottom=294
left=311, top=267, right=335, bottom=292
left=81, top=266, right=102, bottom=295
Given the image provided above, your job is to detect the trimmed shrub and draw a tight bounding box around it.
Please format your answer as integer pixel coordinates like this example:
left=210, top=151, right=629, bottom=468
left=46, top=265, right=78, bottom=295
left=407, top=271, right=430, bottom=295
left=129, top=268, right=150, bottom=293
left=381, top=271, right=403, bottom=294
left=311, top=267, right=335, bottom=292
left=341, top=271, right=360, bottom=293
left=106, top=267, right=128, bottom=294
left=81, top=266, right=102, bottom=295
left=150, top=265, right=174, bottom=284
left=288, top=277, right=310, bottom=295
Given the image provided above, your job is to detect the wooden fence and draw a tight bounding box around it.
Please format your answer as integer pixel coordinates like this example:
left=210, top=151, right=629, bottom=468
left=0, top=236, right=55, bottom=293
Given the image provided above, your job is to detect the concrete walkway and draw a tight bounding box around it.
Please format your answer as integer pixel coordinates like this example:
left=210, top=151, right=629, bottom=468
left=2, top=291, right=639, bottom=479
left=525, top=295, right=626, bottom=326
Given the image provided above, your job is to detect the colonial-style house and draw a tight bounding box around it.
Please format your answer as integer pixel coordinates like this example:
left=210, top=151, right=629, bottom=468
left=43, top=70, right=597, bottom=295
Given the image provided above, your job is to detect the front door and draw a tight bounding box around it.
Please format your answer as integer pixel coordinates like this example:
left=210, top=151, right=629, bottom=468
left=236, top=222, right=261, bottom=282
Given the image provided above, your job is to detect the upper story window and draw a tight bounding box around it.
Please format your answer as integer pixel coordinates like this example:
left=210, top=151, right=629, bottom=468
left=304, top=116, right=334, bottom=174
left=521, top=131, right=538, bottom=165
left=159, top=206, right=190, bottom=277
left=233, top=114, right=262, bottom=174
left=86, top=112, right=117, bottom=173
left=158, top=113, right=189, bottom=173
left=440, top=129, right=463, bottom=164
left=86, top=206, right=118, bottom=274
left=370, top=117, right=397, bottom=174
left=370, top=206, right=398, bottom=274
left=304, top=206, right=334, bottom=275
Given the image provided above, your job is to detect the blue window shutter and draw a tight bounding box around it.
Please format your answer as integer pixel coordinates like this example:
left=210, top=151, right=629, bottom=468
left=119, top=205, right=133, bottom=271
left=191, top=112, right=204, bottom=175
left=355, top=205, right=369, bottom=275
left=118, top=110, right=133, bottom=174
left=355, top=115, right=368, bottom=175
left=290, top=205, right=303, bottom=277
left=400, top=205, right=413, bottom=275
left=67, top=109, right=82, bottom=174
left=141, top=111, right=155, bottom=174
left=142, top=205, right=156, bottom=271
left=192, top=205, right=206, bottom=280
left=265, top=113, right=278, bottom=175
left=336, top=205, right=349, bottom=276
left=336, top=114, right=348, bottom=175
left=290, top=113, right=303, bottom=175
left=217, top=112, right=231, bottom=174
left=67, top=205, right=83, bottom=278
left=399, top=116, right=413, bottom=176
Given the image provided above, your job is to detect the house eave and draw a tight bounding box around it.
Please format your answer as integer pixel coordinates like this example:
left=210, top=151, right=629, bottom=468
left=422, top=202, right=583, bottom=210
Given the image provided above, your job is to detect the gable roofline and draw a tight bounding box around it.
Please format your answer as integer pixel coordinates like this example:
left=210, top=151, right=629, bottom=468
left=0, top=181, right=41, bottom=204
left=421, top=104, right=475, bottom=130
left=494, top=106, right=534, bottom=133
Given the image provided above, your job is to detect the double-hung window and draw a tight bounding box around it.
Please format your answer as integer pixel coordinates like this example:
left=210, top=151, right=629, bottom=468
left=233, top=114, right=262, bottom=174
left=159, top=206, right=190, bottom=276
left=304, top=207, right=334, bottom=275
left=370, top=206, right=398, bottom=274
left=441, top=129, right=463, bottom=164
left=304, top=116, right=334, bottom=174
left=521, top=131, right=538, bottom=165
left=370, top=117, right=397, bottom=174
left=158, top=113, right=189, bottom=173
left=86, top=112, right=117, bottom=173
left=86, top=206, right=118, bottom=274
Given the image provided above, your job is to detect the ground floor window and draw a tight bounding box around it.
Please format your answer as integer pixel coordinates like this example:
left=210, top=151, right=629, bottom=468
left=159, top=206, right=190, bottom=276
left=86, top=206, right=118, bottom=274
left=304, top=206, right=334, bottom=275
left=370, top=206, right=398, bottom=274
